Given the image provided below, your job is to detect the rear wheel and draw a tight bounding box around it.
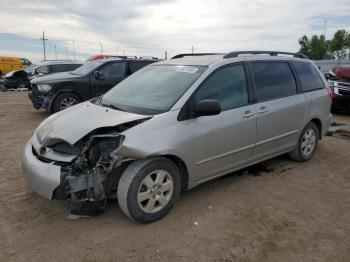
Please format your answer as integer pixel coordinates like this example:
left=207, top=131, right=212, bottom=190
left=53, top=93, right=80, bottom=112
left=289, top=122, right=319, bottom=162
left=117, top=157, right=181, bottom=223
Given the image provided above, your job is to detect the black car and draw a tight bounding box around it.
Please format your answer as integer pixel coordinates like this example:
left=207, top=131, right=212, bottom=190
left=29, top=58, right=159, bottom=112
left=4, top=61, right=82, bottom=90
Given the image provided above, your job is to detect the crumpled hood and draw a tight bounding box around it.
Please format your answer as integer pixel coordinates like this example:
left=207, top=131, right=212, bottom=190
left=35, top=101, right=150, bottom=145
left=5, top=70, right=17, bottom=78
left=5, top=70, right=27, bottom=79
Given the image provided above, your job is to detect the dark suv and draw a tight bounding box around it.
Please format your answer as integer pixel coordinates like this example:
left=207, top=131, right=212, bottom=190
left=29, top=58, right=159, bottom=112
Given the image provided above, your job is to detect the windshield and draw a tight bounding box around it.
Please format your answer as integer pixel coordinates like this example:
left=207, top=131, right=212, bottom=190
left=72, top=60, right=104, bottom=76
left=101, top=65, right=207, bottom=115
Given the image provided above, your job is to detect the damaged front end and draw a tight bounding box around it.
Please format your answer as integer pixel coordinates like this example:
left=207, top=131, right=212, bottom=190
left=22, top=101, right=152, bottom=215
left=53, top=133, right=131, bottom=215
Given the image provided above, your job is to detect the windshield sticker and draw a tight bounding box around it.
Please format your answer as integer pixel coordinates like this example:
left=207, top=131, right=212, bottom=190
left=176, top=66, right=199, bottom=74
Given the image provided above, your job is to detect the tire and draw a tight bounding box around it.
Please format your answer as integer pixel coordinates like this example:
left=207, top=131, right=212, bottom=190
left=53, top=93, right=80, bottom=112
left=117, top=157, right=181, bottom=223
left=289, top=122, right=319, bottom=162
left=18, top=79, right=28, bottom=89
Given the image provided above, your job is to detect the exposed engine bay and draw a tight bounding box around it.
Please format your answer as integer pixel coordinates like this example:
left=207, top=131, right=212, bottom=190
left=57, top=134, right=125, bottom=215
left=40, top=120, right=147, bottom=215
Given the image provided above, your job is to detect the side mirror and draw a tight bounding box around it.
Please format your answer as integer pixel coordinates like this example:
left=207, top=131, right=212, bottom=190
left=93, top=71, right=105, bottom=80
left=194, top=99, right=221, bottom=116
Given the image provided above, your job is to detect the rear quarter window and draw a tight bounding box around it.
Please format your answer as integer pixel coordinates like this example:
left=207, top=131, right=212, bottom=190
left=292, top=62, right=325, bottom=92
left=251, top=62, right=297, bottom=102
left=129, top=61, right=153, bottom=74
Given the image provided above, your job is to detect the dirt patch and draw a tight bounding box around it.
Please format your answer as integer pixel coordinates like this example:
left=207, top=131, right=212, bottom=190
left=0, top=92, right=350, bottom=262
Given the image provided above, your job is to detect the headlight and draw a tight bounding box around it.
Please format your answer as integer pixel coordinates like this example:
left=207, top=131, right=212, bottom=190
left=37, top=84, right=53, bottom=93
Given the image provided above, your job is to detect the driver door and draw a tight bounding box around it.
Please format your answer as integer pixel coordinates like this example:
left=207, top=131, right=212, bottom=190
left=90, top=61, right=127, bottom=97
left=180, top=63, right=257, bottom=183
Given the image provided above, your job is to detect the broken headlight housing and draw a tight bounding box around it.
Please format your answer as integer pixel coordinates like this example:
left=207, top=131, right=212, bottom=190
left=37, top=84, right=53, bottom=93
left=85, top=134, right=125, bottom=170
left=52, top=142, right=81, bottom=155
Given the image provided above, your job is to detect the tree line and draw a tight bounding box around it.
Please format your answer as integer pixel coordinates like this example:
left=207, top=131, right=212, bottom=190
left=298, top=29, right=350, bottom=60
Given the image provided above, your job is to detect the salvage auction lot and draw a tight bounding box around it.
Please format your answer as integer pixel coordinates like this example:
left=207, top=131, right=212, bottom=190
left=0, top=92, right=349, bottom=262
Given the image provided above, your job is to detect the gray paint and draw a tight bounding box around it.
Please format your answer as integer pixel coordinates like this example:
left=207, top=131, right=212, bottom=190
left=22, top=54, right=332, bottom=199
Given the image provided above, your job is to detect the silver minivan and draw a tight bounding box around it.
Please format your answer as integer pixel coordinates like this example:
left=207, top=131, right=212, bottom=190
left=22, top=51, right=332, bottom=223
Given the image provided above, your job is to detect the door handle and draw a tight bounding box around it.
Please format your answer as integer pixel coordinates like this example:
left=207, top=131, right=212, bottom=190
left=243, top=110, right=255, bottom=118
left=257, top=106, right=268, bottom=114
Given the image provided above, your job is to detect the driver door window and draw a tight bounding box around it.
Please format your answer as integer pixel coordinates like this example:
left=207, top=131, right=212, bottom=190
left=92, top=62, right=127, bottom=97
left=194, top=64, right=249, bottom=111
left=100, top=62, right=126, bottom=79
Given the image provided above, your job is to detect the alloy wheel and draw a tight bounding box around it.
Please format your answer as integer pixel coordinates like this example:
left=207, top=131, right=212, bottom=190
left=59, top=97, right=78, bottom=110
left=137, top=170, right=174, bottom=213
left=301, top=128, right=316, bottom=156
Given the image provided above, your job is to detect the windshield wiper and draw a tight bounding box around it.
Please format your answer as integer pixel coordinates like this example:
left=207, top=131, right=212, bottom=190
left=101, top=103, right=124, bottom=111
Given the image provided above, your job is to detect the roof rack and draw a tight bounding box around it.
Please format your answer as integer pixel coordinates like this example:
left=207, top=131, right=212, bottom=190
left=223, top=51, right=309, bottom=59
left=172, top=53, right=224, bottom=59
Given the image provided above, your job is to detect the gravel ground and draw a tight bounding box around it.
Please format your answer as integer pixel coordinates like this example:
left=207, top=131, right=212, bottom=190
left=0, top=92, right=349, bottom=262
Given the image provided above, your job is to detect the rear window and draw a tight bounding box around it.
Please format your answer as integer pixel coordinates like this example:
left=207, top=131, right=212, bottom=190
left=251, top=62, right=297, bottom=102
left=292, top=62, right=325, bottom=92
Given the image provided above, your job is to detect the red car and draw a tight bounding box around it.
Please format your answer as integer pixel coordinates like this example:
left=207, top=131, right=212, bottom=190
left=326, top=66, right=350, bottom=113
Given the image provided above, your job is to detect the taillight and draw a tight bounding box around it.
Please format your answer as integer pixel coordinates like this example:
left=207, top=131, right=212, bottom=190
left=327, top=87, right=334, bottom=98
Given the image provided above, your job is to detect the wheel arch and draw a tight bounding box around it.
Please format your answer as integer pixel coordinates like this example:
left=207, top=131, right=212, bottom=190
left=309, top=117, right=322, bottom=139
left=49, top=90, right=83, bottom=111
left=150, top=154, right=189, bottom=191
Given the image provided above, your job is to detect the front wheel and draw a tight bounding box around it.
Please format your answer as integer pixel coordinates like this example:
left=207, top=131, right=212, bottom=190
left=117, top=157, right=181, bottom=223
left=289, top=122, right=319, bottom=162
left=53, top=93, right=80, bottom=112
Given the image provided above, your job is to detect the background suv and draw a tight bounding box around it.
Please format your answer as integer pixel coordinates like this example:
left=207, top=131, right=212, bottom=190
left=29, top=57, right=159, bottom=112
left=22, top=51, right=331, bottom=223
left=4, top=60, right=82, bottom=90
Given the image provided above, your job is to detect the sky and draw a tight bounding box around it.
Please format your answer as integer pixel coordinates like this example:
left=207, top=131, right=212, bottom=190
left=0, top=0, right=349, bottom=63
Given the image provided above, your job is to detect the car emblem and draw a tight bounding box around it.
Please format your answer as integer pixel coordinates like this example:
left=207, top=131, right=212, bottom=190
left=40, top=146, right=46, bottom=155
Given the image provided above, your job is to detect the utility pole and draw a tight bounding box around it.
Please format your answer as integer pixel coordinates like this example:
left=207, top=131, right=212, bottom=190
left=123, top=50, right=125, bottom=56
left=165, top=51, right=168, bottom=60
left=40, top=31, right=48, bottom=61
left=323, top=20, right=328, bottom=60
left=99, top=41, right=103, bottom=55
left=65, top=46, right=68, bottom=60
left=191, top=45, right=194, bottom=54
left=72, top=40, right=75, bottom=62
left=117, top=47, right=118, bottom=55
left=54, top=45, right=57, bottom=60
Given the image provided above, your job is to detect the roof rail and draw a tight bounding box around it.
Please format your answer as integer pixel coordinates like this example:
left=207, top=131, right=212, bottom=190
left=172, top=53, right=224, bottom=59
left=223, top=51, right=309, bottom=59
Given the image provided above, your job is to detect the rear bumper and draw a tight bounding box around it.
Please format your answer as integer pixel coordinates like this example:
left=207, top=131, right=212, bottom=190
left=21, top=139, right=61, bottom=199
